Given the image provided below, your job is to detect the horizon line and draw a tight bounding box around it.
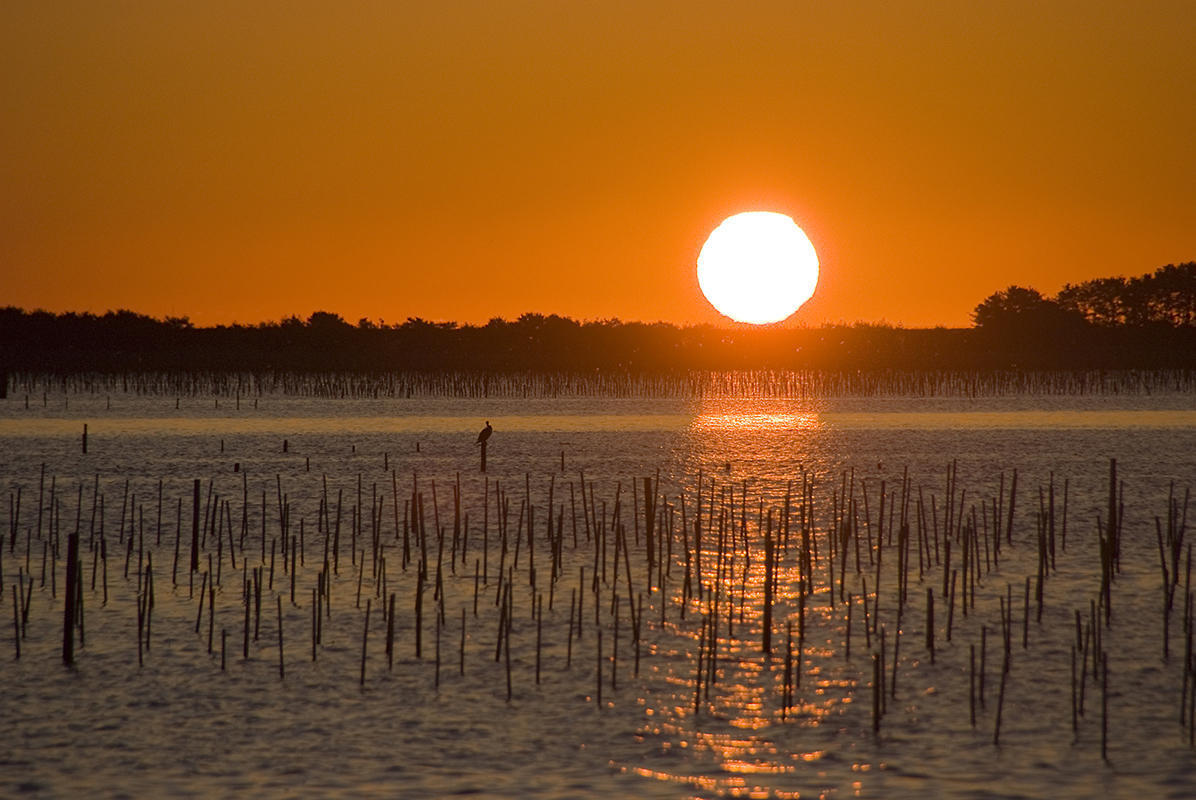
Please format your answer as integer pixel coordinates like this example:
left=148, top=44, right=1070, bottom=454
left=3, top=305, right=964, bottom=332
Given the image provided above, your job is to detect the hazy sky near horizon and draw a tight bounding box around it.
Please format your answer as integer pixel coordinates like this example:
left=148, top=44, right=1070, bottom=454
left=2, top=2, right=1193, bottom=328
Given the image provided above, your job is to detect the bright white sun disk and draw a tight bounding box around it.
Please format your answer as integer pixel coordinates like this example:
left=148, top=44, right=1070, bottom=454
left=697, top=211, right=819, bottom=324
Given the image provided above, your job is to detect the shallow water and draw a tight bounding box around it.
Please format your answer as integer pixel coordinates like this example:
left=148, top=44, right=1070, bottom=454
left=2, top=389, right=1195, bottom=798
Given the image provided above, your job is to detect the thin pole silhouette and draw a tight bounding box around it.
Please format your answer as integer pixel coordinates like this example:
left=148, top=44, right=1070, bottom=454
left=477, top=421, right=492, bottom=472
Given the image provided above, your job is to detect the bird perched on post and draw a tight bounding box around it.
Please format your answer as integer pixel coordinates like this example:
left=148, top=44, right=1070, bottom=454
left=476, top=420, right=493, bottom=445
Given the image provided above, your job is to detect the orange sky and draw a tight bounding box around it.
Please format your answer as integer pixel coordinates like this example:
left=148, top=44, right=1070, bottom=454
left=2, top=2, right=1193, bottom=328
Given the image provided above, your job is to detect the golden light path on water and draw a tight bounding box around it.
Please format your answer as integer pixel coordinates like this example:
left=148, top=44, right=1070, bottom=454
left=3, top=409, right=1194, bottom=438
left=611, top=403, right=878, bottom=797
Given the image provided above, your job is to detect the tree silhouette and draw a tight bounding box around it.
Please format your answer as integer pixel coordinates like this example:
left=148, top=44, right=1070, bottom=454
left=1140, top=263, right=1196, bottom=326
left=972, top=286, right=1082, bottom=329
left=1057, top=277, right=1132, bottom=326
left=1, top=261, right=1194, bottom=377
left=1056, top=263, right=1196, bottom=327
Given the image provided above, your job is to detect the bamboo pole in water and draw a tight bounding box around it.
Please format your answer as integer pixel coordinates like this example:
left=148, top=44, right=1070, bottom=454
left=11, top=585, right=19, bottom=660
left=277, top=596, right=285, bottom=680
left=993, top=649, right=1010, bottom=746
left=386, top=593, right=396, bottom=671
left=62, top=532, right=78, bottom=665
left=360, top=599, right=371, bottom=686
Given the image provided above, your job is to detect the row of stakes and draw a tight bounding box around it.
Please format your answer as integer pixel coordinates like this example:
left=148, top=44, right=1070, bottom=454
left=5, top=452, right=1195, bottom=764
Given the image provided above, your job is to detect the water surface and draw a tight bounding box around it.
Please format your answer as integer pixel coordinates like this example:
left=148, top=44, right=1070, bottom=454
left=2, top=390, right=1194, bottom=798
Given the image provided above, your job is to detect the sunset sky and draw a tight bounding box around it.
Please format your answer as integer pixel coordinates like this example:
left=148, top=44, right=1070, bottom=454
left=3, top=2, right=1193, bottom=328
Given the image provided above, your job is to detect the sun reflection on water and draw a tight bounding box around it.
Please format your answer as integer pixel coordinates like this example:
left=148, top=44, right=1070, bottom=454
left=631, top=519, right=864, bottom=796
left=689, top=409, right=823, bottom=434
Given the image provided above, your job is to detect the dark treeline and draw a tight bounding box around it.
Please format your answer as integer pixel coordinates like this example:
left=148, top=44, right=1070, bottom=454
left=976, top=263, right=1196, bottom=328
left=969, top=262, right=1196, bottom=369
left=2, top=263, right=1194, bottom=374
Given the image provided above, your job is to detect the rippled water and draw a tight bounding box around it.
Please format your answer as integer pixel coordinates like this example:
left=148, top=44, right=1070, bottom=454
left=2, top=390, right=1195, bottom=798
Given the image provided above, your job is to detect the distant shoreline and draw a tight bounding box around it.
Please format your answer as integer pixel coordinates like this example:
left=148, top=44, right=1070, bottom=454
left=4, top=368, right=1194, bottom=402
left=3, top=307, right=1195, bottom=374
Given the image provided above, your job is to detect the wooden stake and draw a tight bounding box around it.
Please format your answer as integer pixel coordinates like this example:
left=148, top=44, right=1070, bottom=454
left=360, top=599, right=371, bottom=686
left=277, top=596, right=285, bottom=680
left=926, top=587, right=935, bottom=664
left=993, top=651, right=1009, bottom=746
left=1101, top=652, right=1109, bottom=762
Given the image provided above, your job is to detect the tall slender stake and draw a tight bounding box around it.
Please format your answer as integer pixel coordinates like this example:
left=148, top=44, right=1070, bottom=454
left=1101, top=652, right=1109, bottom=763
left=993, top=651, right=1009, bottom=746
left=277, top=596, right=285, bottom=680
left=360, top=599, right=371, bottom=686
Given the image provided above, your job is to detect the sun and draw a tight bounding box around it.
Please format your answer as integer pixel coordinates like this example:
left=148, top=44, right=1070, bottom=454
left=697, top=211, right=819, bottom=324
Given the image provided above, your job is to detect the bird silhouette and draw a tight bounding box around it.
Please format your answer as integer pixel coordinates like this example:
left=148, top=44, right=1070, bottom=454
left=476, top=420, right=493, bottom=445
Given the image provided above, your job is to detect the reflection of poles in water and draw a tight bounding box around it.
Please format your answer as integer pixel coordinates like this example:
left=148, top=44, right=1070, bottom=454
left=476, top=421, right=492, bottom=472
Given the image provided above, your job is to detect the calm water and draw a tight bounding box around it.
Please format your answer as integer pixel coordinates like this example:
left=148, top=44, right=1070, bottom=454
left=2, top=390, right=1195, bottom=798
